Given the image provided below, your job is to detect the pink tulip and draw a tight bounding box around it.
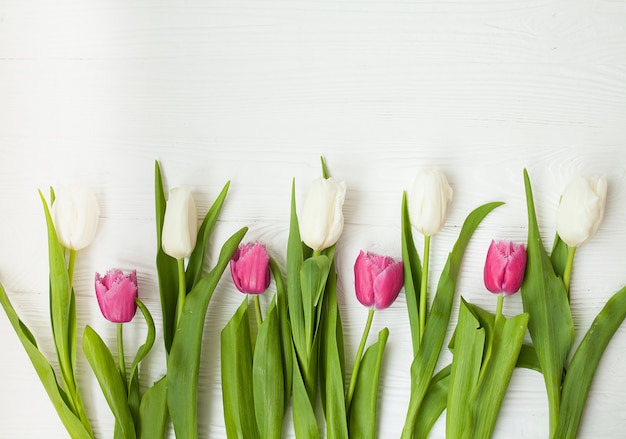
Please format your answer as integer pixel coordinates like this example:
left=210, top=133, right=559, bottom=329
left=95, top=269, right=138, bottom=323
left=230, top=242, right=271, bottom=295
left=354, top=251, right=404, bottom=309
left=483, top=240, right=527, bottom=295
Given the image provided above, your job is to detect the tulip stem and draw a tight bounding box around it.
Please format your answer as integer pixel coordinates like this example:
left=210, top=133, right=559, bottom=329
left=252, top=295, right=263, bottom=328
left=495, top=294, right=504, bottom=325
left=419, top=235, right=431, bottom=344
left=68, top=249, right=77, bottom=290
left=175, top=258, right=186, bottom=326
left=117, top=323, right=127, bottom=388
left=563, top=245, right=577, bottom=299
left=346, top=307, right=375, bottom=413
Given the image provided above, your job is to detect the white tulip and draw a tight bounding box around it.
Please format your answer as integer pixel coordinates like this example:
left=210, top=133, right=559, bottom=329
left=556, top=175, right=607, bottom=247
left=409, top=168, right=453, bottom=236
left=51, top=187, right=100, bottom=251
left=162, top=187, right=198, bottom=259
left=299, top=177, right=347, bottom=251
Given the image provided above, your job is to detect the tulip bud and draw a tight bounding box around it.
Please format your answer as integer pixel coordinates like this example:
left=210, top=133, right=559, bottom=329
left=95, top=269, right=138, bottom=323
left=230, top=242, right=271, bottom=295
left=299, top=177, right=347, bottom=251
left=162, top=187, right=198, bottom=259
left=354, top=251, right=404, bottom=309
left=50, top=187, right=100, bottom=251
left=556, top=175, right=607, bottom=248
left=409, top=167, right=453, bottom=236
left=484, top=240, right=527, bottom=295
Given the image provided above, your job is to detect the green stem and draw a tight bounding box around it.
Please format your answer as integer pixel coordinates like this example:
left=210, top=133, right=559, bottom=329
left=495, top=294, right=504, bottom=325
left=563, top=246, right=577, bottom=299
left=117, top=323, right=127, bottom=388
left=175, top=258, right=186, bottom=326
left=68, top=249, right=77, bottom=290
left=419, top=235, right=431, bottom=344
left=253, top=295, right=263, bottom=328
left=346, top=307, right=375, bottom=412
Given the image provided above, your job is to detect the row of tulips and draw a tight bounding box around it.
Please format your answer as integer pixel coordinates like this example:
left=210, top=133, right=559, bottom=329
left=0, top=159, right=623, bottom=439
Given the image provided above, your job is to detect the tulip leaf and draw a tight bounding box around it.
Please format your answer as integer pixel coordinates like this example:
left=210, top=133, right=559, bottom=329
left=469, top=312, right=529, bottom=439
left=186, top=180, right=231, bottom=289
left=292, top=345, right=320, bottom=439
left=348, top=327, right=389, bottom=439
left=446, top=299, right=485, bottom=439
left=517, top=344, right=542, bottom=373
left=550, top=234, right=569, bottom=280
left=0, top=283, right=94, bottom=439
left=138, top=376, right=168, bottom=439
left=287, top=179, right=308, bottom=363
left=167, top=226, right=247, bottom=439
left=556, top=285, right=626, bottom=439
left=154, top=161, right=180, bottom=354
left=401, top=190, right=423, bottom=357
left=401, top=201, right=503, bottom=439
left=520, top=169, right=574, bottom=437
left=414, top=365, right=451, bottom=439
left=221, top=298, right=260, bottom=439
left=269, top=258, right=293, bottom=407
left=319, top=268, right=348, bottom=439
left=83, top=326, right=136, bottom=439
left=252, top=297, right=285, bottom=439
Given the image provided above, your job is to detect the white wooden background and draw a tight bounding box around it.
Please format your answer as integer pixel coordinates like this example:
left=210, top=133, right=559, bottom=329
left=1, top=0, right=625, bottom=437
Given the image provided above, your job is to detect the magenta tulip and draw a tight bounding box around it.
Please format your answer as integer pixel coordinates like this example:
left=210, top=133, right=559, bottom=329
left=230, top=242, right=271, bottom=295
left=354, top=251, right=404, bottom=309
left=483, top=240, right=527, bottom=295
left=95, top=269, right=138, bottom=323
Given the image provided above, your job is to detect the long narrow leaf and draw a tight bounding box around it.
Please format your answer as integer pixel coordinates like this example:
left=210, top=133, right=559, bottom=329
left=348, top=328, right=389, bottom=439
left=83, top=326, right=136, bottom=439
left=520, top=169, right=574, bottom=436
left=222, top=299, right=260, bottom=439
left=556, top=285, right=626, bottom=439
left=253, top=298, right=285, bottom=439
left=0, top=283, right=93, bottom=439
left=401, top=191, right=423, bottom=356
left=167, top=227, right=247, bottom=439
left=401, top=201, right=503, bottom=439
left=414, top=366, right=451, bottom=439
left=186, top=181, right=231, bottom=289
left=292, top=347, right=320, bottom=439
left=154, top=161, right=180, bottom=353
left=269, top=258, right=293, bottom=407
left=138, top=377, right=168, bottom=439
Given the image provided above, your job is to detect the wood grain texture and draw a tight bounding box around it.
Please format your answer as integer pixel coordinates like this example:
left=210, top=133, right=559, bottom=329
left=1, top=0, right=625, bottom=437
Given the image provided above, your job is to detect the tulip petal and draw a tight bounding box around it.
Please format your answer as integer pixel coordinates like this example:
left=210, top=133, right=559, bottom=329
left=373, top=261, right=404, bottom=309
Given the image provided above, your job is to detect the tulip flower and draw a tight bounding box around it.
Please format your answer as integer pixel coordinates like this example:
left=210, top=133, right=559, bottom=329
left=51, top=187, right=100, bottom=251
left=556, top=175, right=607, bottom=248
left=299, top=176, right=347, bottom=252
left=95, top=269, right=139, bottom=323
left=483, top=240, right=527, bottom=296
left=408, top=167, right=453, bottom=344
left=162, top=186, right=198, bottom=260
left=354, top=251, right=404, bottom=309
left=230, top=242, right=271, bottom=295
left=409, top=167, right=453, bottom=237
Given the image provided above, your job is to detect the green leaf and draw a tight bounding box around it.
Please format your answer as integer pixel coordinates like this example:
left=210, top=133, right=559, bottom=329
left=400, top=201, right=503, bottom=439
left=166, top=227, right=247, bottom=439
left=287, top=180, right=308, bottom=363
left=348, top=327, right=389, bottom=439
left=292, top=346, right=320, bottom=439
left=556, top=285, right=626, bottom=439
left=253, top=298, right=285, bottom=439
left=550, top=233, right=569, bottom=280
left=221, top=298, right=260, bottom=439
left=401, top=191, right=423, bottom=357
left=0, top=283, right=93, bottom=439
left=446, top=299, right=485, bottom=439
left=520, top=169, right=574, bottom=437
left=186, top=181, right=231, bottom=289
left=516, top=344, right=542, bottom=373
left=154, top=161, right=180, bottom=354
left=320, top=268, right=348, bottom=439
left=414, top=366, right=451, bottom=439
left=269, top=258, right=293, bottom=408
left=138, top=377, right=168, bottom=439
left=300, top=254, right=331, bottom=355
left=83, top=326, right=136, bottom=439
left=469, top=312, right=529, bottom=439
